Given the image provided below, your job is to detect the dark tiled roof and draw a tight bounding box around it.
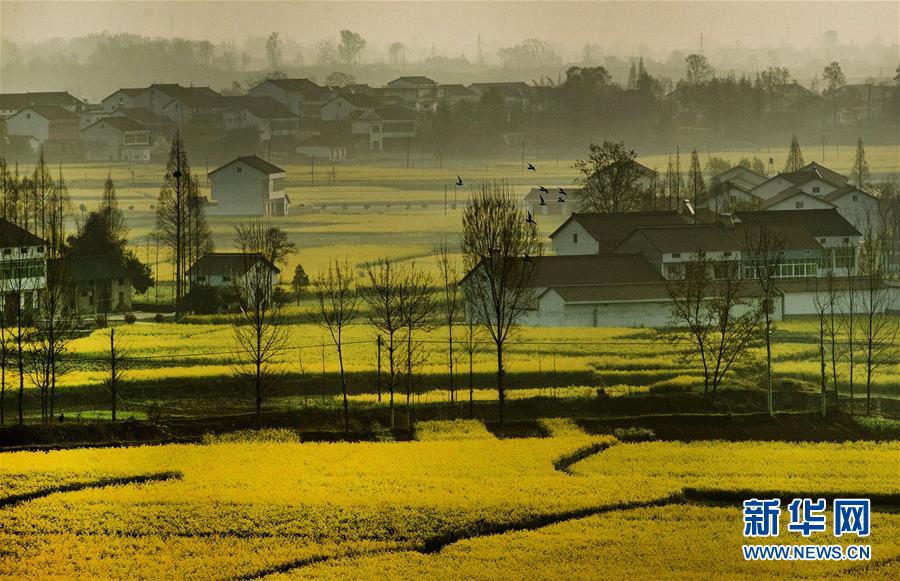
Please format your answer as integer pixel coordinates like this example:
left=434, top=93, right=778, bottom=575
left=115, top=108, right=175, bottom=127
left=0, top=92, right=82, bottom=110
left=732, top=222, right=823, bottom=251
left=629, top=224, right=744, bottom=253
left=209, top=155, right=285, bottom=177
left=527, top=254, right=665, bottom=287
left=0, top=218, right=46, bottom=247
left=822, top=184, right=876, bottom=202
left=549, top=211, right=686, bottom=245
left=763, top=187, right=834, bottom=209
left=15, top=105, right=79, bottom=121
left=735, top=209, right=861, bottom=238
left=793, top=162, right=849, bottom=186
left=103, top=88, right=144, bottom=100
left=188, top=252, right=279, bottom=276
left=82, top=116, right=147, bottom=133
left=225, top=96, right=297, bottom=119
left=388, top=76, right=436, bottom=86
left=262, top=78, right=331, bottom=99
left=65, top=256, right=130, bottom=283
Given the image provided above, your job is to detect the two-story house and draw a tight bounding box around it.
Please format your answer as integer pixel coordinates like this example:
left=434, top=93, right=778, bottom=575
left=0, top=219, right=47, bottom=315
left=350, top=106, right=416, bottom=151
left=5, top=105, right=81, bottom=155
left=207, top=156, right=289, bottom=216
left=81, top=117, right=152, bottom=162
left=247, top=78, right=332, bottom=119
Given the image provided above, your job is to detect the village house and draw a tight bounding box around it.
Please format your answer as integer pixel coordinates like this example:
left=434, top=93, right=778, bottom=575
left=833, top=84, right=895, bottom=124
left=207, top=155, right=289, bottom=216
left=5, top=105, right=81, bottom=155
left=437, top=84, right=478, bottom=106
left=464, top=207, right=892, bottom=328
left=248, top=78, right=333, bottom=119
left=297, top=134, right=350, bottom=162
left=320, top=93, right=382, bottom=121
left=221, top=96, right=300, bottom=158
left=350, top=106, right=417, bottom=151
left=0, top=91, right=87, bottom=119
left=383, top=76, right=438, bottom=112
left=66, top=257, right=134, bottom=314
left=468, top=82, right=532, bottom=110
left=0, top=219, right=47, bottom=314
left=188, top=252, right=280, bottom=290
left=100, top=88, right=145, bottom=112
left=81, top=117, right=152, bottom=162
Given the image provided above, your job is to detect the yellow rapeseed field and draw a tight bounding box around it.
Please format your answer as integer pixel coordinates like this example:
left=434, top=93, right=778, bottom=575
left=1, top=430, right=896, bottom=579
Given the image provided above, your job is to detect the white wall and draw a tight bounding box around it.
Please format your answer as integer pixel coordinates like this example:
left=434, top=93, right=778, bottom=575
left=208, top=163, right=274, bottom=215
left=768, top=195, right=833, bottom=211
left=6, top=111, right=50, bottom=143
left=551, top=222, right=599, bottom=255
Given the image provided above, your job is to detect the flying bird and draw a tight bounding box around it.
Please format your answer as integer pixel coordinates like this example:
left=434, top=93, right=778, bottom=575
left=526, top=212, right=536, bottom=224
left=539, top=195, right=547, bottom=206
left=538, top=185, right=548, bottom=193
left=456, top=175, right=463, bottom=186
left=558, top=196, right=566, bottom=203
left=558, top=187, right=567, bottom=196
left=527, top=163, right=536, bottom=171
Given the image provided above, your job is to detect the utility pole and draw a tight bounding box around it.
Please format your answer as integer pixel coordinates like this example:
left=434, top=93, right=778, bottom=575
left=310, top=156, right=315, bottom=186
left=521, top=140, right=525, bottom=171
left=443, top=185, right=447, bottom=215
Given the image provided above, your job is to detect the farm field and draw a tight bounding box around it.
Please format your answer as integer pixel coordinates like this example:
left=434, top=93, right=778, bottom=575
left=1, top=423, right=897, bottom=578
left=10, top=316, right=900, bottom=424
left=10, top=143, right=899, bottom=299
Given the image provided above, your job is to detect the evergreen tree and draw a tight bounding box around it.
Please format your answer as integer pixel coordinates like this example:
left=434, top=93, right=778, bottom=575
left=851, top=137, right=870, bottom=189
left=156, top=131, right=194, bottom=318
left=783, top=134, right=805, bottom=172
left=688, top=149, right=706, bottom=211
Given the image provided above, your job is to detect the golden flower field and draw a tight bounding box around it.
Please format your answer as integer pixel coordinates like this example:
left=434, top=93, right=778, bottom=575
left=1, top=421, right=897, bottom=579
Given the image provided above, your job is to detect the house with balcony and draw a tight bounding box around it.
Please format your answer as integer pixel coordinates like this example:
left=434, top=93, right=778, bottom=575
left=5, top=105, right=81, bottom=155
left=0, top=219, right=47, bottom=315
left=383, top=76, right=438, bottom=112
left=81, top=117, right=152, bottom=162
left=207, top=155, right=289, bottom=216
left=350, top=106, right=416, bottom=151
left=247, top=78, right=333, bottom=119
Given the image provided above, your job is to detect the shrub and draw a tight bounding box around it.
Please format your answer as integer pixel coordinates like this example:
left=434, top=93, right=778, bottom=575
left=370, top=421, right=394, bottom=442
left=613, top=427, right=657, bottom=442
left=123, top=313, right=137, bottom=324
left=94, top=314, right=108, bottom=328
left=414, top=419, right=494, bottom=441
left=202, top=428, right=300, bottom=444
left=154, top=313, right=165, bottom=323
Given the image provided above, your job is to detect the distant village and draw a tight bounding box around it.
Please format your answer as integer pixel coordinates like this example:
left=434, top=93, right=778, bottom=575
left=0, top=67, right=897, bottom=166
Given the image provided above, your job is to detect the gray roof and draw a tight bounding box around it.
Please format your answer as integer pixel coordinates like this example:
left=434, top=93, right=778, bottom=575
left=763, top=187, right=834, bottom=209
left=14, top=105, right=79, bottom=121
left=735, top=209, right=861, bottom=238
left=188, top=253, right=280, bottom=276
left=528, top=254, right=665, bottom=287
left=0, top=92, right=82, bottom=110
left=82, top=116, right=147, bottom=133
left=225, top=96, right=297, bottom=119
left=0, top=218, right=46, bottom=247
left=549, top=211, right=687, bottom=247
left=388, top=76, right=436, bottom=86
left=627, top=224, right=744, bottom=253
left=209, top=156, right=285, bottom=177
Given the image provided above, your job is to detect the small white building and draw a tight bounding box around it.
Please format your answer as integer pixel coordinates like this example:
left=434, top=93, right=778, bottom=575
left=320, top=93, right=382, bottom=121
left=100, top=88, right=145, bottom=112
left=187, top=252, right=280, bottom=290
left=350, top=106, right=417, bottom=151
left=247, top=78, right=332, bottom=118
left=81, top=117, right=152, bottom=162
left=5, top=105, right=81, bottom=155
left=207, top=156, right=289, bottom=216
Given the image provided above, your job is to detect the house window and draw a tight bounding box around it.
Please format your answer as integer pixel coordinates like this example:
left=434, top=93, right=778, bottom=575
left=236, top=167, right=242, bottom=173
left=795, top=202, right=804, bottom=209
left=26, top=113, right=31, bottom=119
left=118, top=278, right=124, bottom=285
left=724, top=252, right=732, bottom=258
left=223, top=276, right=231, bottom=282
left=843, top=238, right=850, bottom=243
left=812, top=186, right=820, bottom=193
left=730, top=195, right=736, bottom=202
left=197, top=275, right=206, bottom=282
left=2, top=249, right=10, bottom=256
left=672, top=253, right=681, bottom=259
left=37, top=247, right=44, bottom=253
left=573, top=233, right=578, bottom=244
left=852, top=195, right=858, bottom=202
left=820, top=238, right=826, bottom=244
left=20, top=247, right=28, bottom=254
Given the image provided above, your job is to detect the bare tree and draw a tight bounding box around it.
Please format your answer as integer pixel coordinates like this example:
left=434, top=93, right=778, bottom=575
left=460, top=315, right=481, bottom=418
left=858, top=219, right=899, bottom=415
left=312, top=259, right=359, bottom=433
left=461, top=180, right=542, bottom=423
left=231, top=220, right=291, bottom=419
left=819, top=267, right=843, bottom=406
left=361, top=258, right=403, bottom=429
left=435, top=240, right=461, bottom=406
left=744, top=224, right=787, bottom=416
left=666, top=254, right=760, bottom=395
left=29, top=261, right=79, bottom=423
left=397, top=263, right=434, bottom=428
left=105, top=326, right=127, bottom=421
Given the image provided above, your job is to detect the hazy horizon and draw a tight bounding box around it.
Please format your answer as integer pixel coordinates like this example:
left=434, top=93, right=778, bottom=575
left=3, top=1, right=899, bottom=62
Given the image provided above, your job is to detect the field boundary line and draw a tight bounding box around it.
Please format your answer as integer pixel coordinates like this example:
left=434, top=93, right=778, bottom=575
left=0, top=470, right=183, bottom=509
left=553, top=439, right=617, bottom=474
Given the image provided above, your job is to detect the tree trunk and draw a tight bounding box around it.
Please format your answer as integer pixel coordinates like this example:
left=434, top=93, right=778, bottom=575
left=765, top=313, right=773, bottom=417
left=339, top=346, right=348, bottom=434
left=468, top=349, right=474, bottom=419
left=819, top=315, right=827, bottom=419
left=496, top=342, right=505, bottom=425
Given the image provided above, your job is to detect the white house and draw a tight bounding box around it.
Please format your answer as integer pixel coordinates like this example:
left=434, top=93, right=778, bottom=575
left=350, top=106, right=417, bottom=151
left=0, top=219, right=47, bottom=312
left=247, top=78, right=332, bottom=118
left=100, top=88, right=145, bottom=112
left=187, top=252, right=280, bottom=290
left=5, top=106, right=80, bottom=154
left=549, top=211, right=687, bottom=255
left=81, top=117, right=152, bottom=162
left=823, top=185, right=882, bottom=234
left=320, top=93, right=382, bottom=121
left=207, top=156, right=289, bottom=216
left=763, top=188, right=836, bottom=211
left=0, top=91, right=86, bottom=119
left=383, top=76, right=438, bottom=111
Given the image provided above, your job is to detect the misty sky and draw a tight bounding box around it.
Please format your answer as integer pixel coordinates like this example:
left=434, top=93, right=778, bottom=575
left=2, top=1, right=898, bottom=60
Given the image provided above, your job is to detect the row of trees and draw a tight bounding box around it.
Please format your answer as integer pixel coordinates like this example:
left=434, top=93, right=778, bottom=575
left=666, top=226, right=897, bottom=417
left=0, top=150, right=153, bottom=426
